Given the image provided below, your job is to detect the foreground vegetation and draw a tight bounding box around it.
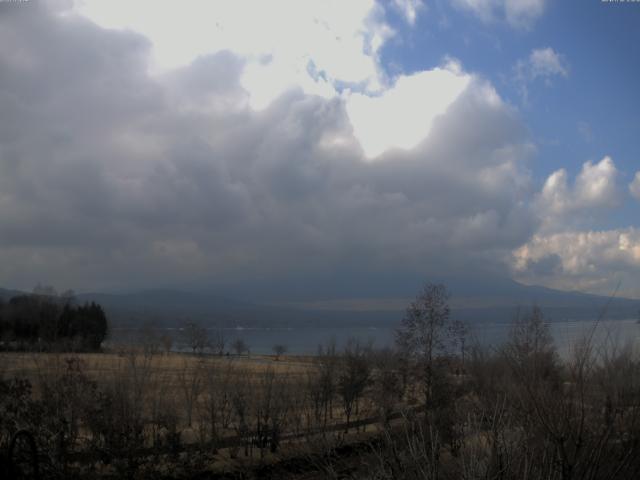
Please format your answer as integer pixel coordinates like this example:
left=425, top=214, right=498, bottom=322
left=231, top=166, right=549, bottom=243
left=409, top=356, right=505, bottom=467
left=1, top=284, right=640, bottom=479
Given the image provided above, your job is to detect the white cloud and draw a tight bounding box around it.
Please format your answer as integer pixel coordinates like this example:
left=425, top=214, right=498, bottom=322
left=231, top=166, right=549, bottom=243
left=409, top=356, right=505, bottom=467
left=538, top=169, right=571, bottom=216
left=514, top=230, right=640, bottom=276
left=504, top=0, right=546, bottom=29
left=345, top=63, right=471, bottom=158
left=537, top=156, right=619, bottom=227
left=240, top=57, right=336, bottom=110
left=513, top=229, right=640, bottom=298
left=528, top=48, right=569, bottom=80
left=575, top=156, right=618, bottom=207
left=630, top=172, right=640, bottom=200
left=72, top=0, right=390, bottom=92
left=71, top=0, right=469, bottom=159
left=514, top=47, right=569, bottom=103
left=70, top=0, right=443, bottom=157
left=453, top=0, right=546, bottom=29
left=392, top=0, right=425, bottom=25
left=513, top=158, right=640, bottom=297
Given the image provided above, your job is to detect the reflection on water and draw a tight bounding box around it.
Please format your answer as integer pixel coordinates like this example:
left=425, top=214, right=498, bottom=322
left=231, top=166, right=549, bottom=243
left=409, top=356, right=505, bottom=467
left=109, top=318, right=640, bottom=358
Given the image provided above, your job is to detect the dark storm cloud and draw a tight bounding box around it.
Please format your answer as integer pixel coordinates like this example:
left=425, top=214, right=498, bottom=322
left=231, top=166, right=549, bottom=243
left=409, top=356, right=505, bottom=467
left=0, top=2, right=537, bottom=293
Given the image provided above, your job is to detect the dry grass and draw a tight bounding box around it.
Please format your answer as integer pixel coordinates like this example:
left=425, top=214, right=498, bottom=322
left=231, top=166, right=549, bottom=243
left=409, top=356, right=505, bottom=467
left=0, top=350, right=314, bottom=381
left=0, top=349, right=390, bottom=478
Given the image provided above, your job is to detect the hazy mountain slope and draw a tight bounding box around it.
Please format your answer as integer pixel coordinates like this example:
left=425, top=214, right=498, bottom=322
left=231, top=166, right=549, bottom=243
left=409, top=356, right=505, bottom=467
left=0, top=287, right=25, bottom=300
left=79, top=279, right=640, bottom=327
left=2, top=279, right=638, bottom=328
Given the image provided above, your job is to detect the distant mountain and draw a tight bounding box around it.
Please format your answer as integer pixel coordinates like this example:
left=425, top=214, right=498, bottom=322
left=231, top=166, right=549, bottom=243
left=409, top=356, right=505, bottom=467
left=75, top=289, right=403, bottom=328
left=447, top=277, right=637, bottom=308
left=2, top=279, right=639, bottom=328
left=79, top=279, right=640, bottom=327
left=0, top=287, right=26, bottom=301
left=76, top=289, right=277, bottom=328
left=443, top=277, right=640, bottom=323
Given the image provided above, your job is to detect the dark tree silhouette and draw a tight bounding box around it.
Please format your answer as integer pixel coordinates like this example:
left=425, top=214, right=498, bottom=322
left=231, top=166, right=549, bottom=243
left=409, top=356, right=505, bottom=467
left=272, top=344, right=287, bottom=360
left=0, top=293, right=108, bottom=351
left=396, top=283, right=454, bottom=408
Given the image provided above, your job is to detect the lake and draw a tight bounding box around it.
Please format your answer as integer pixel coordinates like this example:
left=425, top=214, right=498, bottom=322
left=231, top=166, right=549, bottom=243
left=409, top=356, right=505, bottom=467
left=109, top=318, right=640, bottom=358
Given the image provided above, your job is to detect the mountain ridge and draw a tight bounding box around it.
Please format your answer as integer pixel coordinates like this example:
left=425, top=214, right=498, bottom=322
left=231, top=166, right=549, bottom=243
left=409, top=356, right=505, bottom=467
left=2, top=279, right=639, bottom=327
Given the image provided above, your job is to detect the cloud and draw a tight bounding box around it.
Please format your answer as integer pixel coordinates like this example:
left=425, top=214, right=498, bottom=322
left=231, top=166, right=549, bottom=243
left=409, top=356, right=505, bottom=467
left=346, top=62, right=471, bottom=158
left=574, top=157, right=619, bottom=207
left=452, top=0, right=547, bottom=29
left=536, top=156, right=619, bottom=229
left=527, top=48, right=569, bottom=79
left=514, top=47, right=569, bottom=103
left=630, top=172, right=640, bottom=200
left=513, top=229, right=640, bottom=298
left=392, top=0, right=425, bottom=25
left=512, top=158, right=640, bottom=298
left=0, top=1, right=537, bottom=295
left=73, top=0, right=392, bottom=95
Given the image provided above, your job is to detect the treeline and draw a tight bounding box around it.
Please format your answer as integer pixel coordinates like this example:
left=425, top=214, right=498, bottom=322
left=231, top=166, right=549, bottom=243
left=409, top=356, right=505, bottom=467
left=0, top=289, right=108, bottom=351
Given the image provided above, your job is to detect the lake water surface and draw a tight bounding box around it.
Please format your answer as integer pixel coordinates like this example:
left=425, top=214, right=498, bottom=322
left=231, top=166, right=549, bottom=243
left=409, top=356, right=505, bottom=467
left=110, top=318, right=640, bottom=358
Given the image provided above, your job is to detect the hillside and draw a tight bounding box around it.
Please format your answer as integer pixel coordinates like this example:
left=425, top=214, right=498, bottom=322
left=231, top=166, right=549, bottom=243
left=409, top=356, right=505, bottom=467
left=3, top=279, right=638, bottom=329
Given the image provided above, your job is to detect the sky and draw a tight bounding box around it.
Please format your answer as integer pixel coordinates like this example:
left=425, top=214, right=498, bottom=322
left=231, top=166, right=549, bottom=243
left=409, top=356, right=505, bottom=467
left=0, top=0, right=639, bottom=301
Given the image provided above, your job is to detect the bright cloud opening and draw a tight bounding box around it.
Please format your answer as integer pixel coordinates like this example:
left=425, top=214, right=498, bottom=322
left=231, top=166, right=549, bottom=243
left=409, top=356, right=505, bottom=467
left=72, top=0, right=457, bottom=156
left=345, top=66, right=471, bottom=158
left=72, top=0, right=388, bottom=86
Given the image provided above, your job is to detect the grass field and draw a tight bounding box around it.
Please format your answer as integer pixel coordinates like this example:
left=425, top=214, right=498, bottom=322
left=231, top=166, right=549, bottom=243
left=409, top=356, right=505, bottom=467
left=0, top=349, right=386, bottom=478
left=0, top=350, right=315, bottom=381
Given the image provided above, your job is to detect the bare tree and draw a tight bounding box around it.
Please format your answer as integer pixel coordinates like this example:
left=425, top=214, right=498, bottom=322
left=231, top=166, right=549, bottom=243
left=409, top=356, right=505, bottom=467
left=371, top=348, right=402, bottom=428
left=316, top=340, right=339, bottom=430
left=160, top=332, right=173, bottom=355
left=395, top=283, right=453, bottom=408
left=211, top=329, right=226, bottom=356
left=450, top=319, right=469, bottom=374
left=229, top=372, right=252, bottom=457
left=503, top=305, right=558, bottom=384
left=338, top=339, right=372, bottom=432
left=182, top=321, right=209, bottom=355
left=232, top=338, right=248, bottom=357
left=252, top=372, right=270, bottom=457
left=177, top=357, right=204, bottom=428
left=272, top=344, right=287, bottom=360
left=198, top=360, right=234, bottom=448
left=137, top=322, right=161, bottom=357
